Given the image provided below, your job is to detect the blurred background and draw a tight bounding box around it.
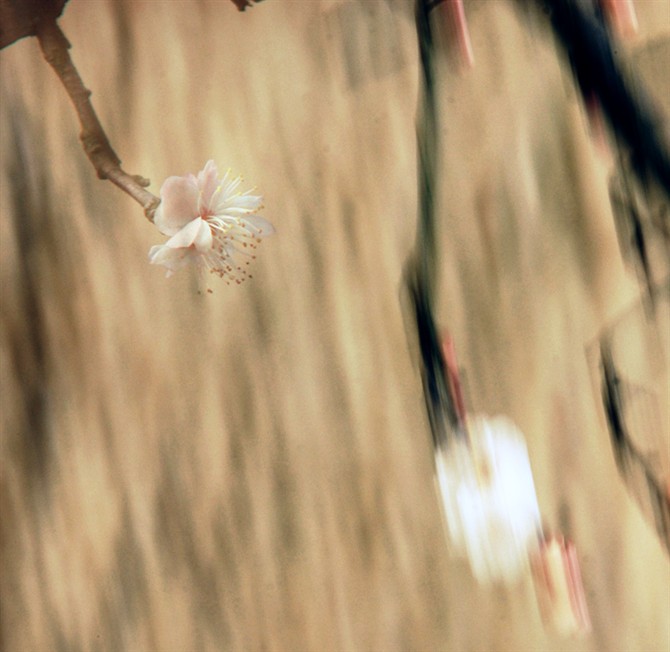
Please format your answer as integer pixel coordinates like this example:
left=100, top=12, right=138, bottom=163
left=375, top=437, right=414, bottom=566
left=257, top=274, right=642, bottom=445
left=1, top=1, right=668, bottom=650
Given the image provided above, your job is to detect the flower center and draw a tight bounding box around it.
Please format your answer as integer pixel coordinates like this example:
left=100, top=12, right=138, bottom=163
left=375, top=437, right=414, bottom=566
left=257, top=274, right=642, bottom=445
left=198, top=214, right=265, bottom=285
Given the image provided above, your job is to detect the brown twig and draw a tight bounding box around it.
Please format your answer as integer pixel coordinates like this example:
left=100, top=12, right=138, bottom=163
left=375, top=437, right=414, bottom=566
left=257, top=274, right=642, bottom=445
left=34, top=19, right=160, bottom=221
left=229, top=0, right=264, bottom=11
left=0, top=0, right=69, bottom=49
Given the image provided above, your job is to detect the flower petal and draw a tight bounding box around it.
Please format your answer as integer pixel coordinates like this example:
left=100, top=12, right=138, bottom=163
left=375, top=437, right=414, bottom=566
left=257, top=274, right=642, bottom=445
left=149, top=243, right=194, bottom=276
left=192, top=218, right=214, bottom=252
left=154, top=175, right=199, bottom=235
left=211, top=182, right=262, bottom=214
left=219, top=170, right=242, bottom=196
left=150, top=161, right=274, bottom=283
left=216, top=197, right=264, bottom=216
left=241, top=215, right=275, bottom=237
left=197, top=160, right=220, bottom=214
left=164, top=217, right=211, bottom=250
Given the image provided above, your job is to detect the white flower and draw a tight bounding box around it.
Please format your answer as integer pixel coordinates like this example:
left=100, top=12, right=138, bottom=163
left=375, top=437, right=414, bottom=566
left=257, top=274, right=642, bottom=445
left=149, top=160, right=275, bottom=283
left=434, top=416, right=542, bottom=584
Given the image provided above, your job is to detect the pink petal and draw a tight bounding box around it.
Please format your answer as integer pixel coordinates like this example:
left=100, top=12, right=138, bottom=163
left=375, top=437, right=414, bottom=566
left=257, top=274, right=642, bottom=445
left=154, top=175, right=200, bottom=236
left=165, top=217, right=212, bottom=250
left=192, top=218, right=214, bottom=252
left=197, top=160, right=220, bottom=214
left=148, top=244, right=167, bottom=262
left=148, top=243, right=193, bottom=276
left=242, top=215, right=275, bottom=237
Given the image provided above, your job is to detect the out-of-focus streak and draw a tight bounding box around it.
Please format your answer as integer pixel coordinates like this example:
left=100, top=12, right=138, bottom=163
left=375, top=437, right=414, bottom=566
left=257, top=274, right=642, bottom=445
left=601, top=346, right=670, bottom=554
left=531, top=536, right=592, bottom=636
left=531, top=0, right=670, bottom=201
left=598, top=280, right=670, bottom=555
left=408, top=271, right=462, bottom=449
left=607, top=155, right=656, bottom=301
left=535, top=0, right=669, bottom=301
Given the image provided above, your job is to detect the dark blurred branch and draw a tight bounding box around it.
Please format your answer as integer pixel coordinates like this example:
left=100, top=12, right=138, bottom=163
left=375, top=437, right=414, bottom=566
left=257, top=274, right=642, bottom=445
left=408, top=2, right=463, bottom=448
left=530, top=0, right=670, bottom=200
left=600, top=342, right=670, bottom=555
left=415, top=0, right=439, bottom=296
left=34, top=20, right=160, bottom=221
left=424, top=0, right=670, bottom=202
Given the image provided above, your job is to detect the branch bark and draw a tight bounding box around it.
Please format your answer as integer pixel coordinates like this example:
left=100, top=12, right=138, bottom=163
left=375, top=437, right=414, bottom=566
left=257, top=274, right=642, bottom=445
left=229, top=0, right=264, bottom=11
left=34, top=19, right=160, bottom=221
left=0, top=0, right=67, bottom=49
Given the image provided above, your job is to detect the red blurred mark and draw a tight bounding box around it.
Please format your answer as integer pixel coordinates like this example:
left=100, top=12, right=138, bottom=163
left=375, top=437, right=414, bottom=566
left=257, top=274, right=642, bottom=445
left=441, top=334, right=467, bottom=424
left=440, top=0, right=475, bottom=70
left=585, top=93, right=612, bottom=162
left=531, top=536, right=591, bottom=636
left=600, top=0, right=638, bottom=39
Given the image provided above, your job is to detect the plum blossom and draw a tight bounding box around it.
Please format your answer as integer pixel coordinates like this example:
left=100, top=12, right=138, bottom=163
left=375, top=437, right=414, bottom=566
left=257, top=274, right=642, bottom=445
left=434, top=416, right=542, bottom=584
left=149, top=160, right=274, bottom=283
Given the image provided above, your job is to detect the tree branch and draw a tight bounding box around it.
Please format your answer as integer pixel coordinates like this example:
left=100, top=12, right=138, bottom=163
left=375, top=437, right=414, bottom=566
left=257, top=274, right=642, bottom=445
left=229, top=0, right=264, bottom=11
left=34, top=19, right=160, bottom=221
left=0, top=0, right=68, bottom=49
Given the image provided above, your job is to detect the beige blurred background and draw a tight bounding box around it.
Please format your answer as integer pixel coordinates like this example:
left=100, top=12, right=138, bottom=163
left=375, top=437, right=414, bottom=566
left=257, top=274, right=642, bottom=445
left=1, top=1, right=669, bottom=650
